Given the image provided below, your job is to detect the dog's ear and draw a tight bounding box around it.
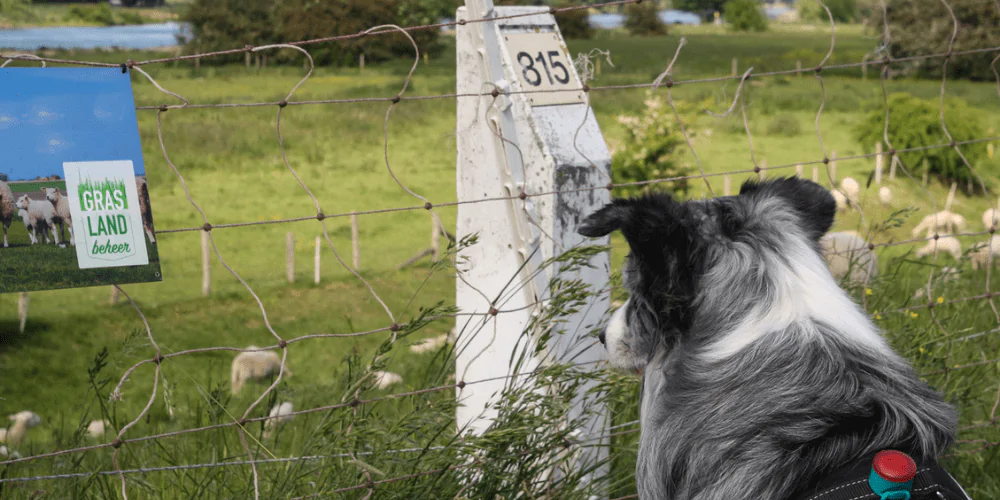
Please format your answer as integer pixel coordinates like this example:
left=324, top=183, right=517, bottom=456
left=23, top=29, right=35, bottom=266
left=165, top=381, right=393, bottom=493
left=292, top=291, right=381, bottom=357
left=739, top=176, right=835, bottom=240
left=578, top=198, right=634, bottom=238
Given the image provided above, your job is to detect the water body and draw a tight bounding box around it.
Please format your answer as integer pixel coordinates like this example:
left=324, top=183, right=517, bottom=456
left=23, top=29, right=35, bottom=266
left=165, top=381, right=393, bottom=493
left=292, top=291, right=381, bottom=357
left=0, top=22, right=191, bottom=51
left=589, top=10, right=702, bottom=29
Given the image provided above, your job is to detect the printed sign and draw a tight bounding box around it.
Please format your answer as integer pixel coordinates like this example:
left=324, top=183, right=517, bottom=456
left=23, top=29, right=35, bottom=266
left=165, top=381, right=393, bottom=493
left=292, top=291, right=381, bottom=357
left=502, top=31, right=585, bottom=107
left=0, top=68, right=161, bottom=294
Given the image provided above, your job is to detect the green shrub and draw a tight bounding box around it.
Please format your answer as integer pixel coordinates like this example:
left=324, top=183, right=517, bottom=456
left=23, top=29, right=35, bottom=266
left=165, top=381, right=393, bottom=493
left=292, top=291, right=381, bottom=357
left=854, top=93, right=992, bottom=192
left=723, top=0, right=768, bottom=32
left=624, top=2, right=668, bottom=37
left=869, top=0, right=1000, bottom=81
left=612, top=91, right=702, bottom=198
left=797, top=0, right=857, bottom=22
left=766, top=114, right=802, bottom=137
left=181, top=0, right=279, bottom=63
left=554, top=4, right=592, bottom=40
left=67, top=4, right=117, bottom=26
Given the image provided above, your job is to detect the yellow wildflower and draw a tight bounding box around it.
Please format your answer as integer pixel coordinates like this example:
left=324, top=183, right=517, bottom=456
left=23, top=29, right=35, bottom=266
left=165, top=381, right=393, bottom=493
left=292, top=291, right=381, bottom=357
left=865, top=288, right=873, bottom=296
left=936, top=296, right=945, bottom=304
left=909, top=311, right=919, bottom=318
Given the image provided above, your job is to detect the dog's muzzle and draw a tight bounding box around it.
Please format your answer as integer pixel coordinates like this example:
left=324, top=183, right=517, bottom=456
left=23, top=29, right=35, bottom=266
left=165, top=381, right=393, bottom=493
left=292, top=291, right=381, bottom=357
left=598, top=330, right=606, bottom=346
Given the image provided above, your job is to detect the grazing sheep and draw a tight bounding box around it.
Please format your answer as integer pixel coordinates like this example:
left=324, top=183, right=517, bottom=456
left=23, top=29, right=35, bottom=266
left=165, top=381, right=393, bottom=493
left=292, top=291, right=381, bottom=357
left=17, top=207, right=52, bottom=245
left=0, top=180, right=13, bottom=248
left=911, top=210, right=966, bottom=239
left=231, top=346, right=291, bottom=395
left=983, top=208, right=1000, bottom=230
left=878, top=186, right=892, bottom=206
left=831, top=189, right=848, bottom=212
left=0, top=427, right=6, bottom=443
left=839, top=177, right=860, bottom=207
left=15, top=195, right=59, bottom=245
left=136, top=177, right=156, bottom=245
left=42, top=188, right=73, bottom=246
left=409, top=328, right=457, bottom=354
left=87, top=419, right=110, bottom=439
left=971, top=236, right=1000, bottom=270
left=372, top=370, right=403, bottom=389
left=915, top=235, right=963, bottom=260
left=263, top=402, right=294, bottom=439
left=5, top=411, right=41, bottom=449
left=820, top=231, right=878, bottom=285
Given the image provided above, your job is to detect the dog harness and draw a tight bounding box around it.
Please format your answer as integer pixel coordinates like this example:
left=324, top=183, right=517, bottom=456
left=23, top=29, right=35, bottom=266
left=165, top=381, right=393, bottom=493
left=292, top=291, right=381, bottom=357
left=791, top=449, right=973, bottom=500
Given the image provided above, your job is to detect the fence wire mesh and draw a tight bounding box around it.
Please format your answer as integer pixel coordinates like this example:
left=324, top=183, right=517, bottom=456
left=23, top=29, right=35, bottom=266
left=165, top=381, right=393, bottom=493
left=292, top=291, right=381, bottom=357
left=1, top=0, right=1000, bottom=498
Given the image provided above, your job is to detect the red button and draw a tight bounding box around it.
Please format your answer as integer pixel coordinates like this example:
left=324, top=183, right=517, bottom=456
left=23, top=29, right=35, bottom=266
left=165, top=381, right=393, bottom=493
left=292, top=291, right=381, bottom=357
left=873, top=450, right=917, bottom=482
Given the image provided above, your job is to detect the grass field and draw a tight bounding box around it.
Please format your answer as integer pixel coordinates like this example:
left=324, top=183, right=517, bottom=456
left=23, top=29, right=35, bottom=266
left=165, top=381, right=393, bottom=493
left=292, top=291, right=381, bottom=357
left=0, top=26, right=999, bottom=498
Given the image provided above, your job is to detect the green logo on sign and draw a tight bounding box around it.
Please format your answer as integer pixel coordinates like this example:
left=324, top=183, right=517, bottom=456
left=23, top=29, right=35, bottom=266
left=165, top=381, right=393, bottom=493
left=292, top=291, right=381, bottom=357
left=78, top=176, right=134, bottom=259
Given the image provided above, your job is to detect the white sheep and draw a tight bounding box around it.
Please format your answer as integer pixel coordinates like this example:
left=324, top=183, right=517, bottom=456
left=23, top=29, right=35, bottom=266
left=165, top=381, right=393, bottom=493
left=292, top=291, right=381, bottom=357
left=42, top=188, right=73, bottom=246
left=0, top=180, right=13, bottom=248
left=17, top=207, right=52, bottom=245
left=5, top=411, right=41, bottom=450
left=15, top=195, right=59, bottom=245
left=263, top=402, right=294, bottom=439
left=839, top=177, right=860, bottom=207
left=831, top=189, right=848, bottom=212
left=911, top=210, right=966, bottom=239
left=372, top=370, right=403, bottom=389
left=915, top=235, right=963, bottom=261
left=136, top=177, right=155, bottom=244
left=231, top=346, right=291, bottom=395
left=878, top=186, right=892, bottom=206
left=0, top=427, right=6, bottom=443
left=410, top=328, right=457, bottom=354
left=971, top=236, right=1000, bottom=270
left=87, top=419, right=111, bottom=439
left=982, top=208, right=1000, bottom=230
left=820, top=231, right=878, bottom=285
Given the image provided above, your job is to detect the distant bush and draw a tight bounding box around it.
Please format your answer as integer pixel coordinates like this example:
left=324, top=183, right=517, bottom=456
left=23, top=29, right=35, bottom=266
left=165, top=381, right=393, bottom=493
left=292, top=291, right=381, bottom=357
left=724, top=0, right=767, bottom=32
left=554, top=4, right=592, bottom=40
left=797, top=0, right=857, bottom=22
left=624, top=1, right=668, bottom=36
left=854, top=93, right=992, bottom=193
left=766, top=114, right=802, bottom=137
left=182, top=0, right=442, bottom=66
left=612, top=91, right=702, bottom=198
left=869, top=0, right=999, bottom=81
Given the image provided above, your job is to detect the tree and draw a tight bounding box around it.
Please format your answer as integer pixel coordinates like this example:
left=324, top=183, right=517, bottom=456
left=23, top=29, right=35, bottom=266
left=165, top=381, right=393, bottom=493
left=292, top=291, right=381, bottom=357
left=869, top=0, right=1000, bottom=81
left=673, top=0, right=728, bottom=19
left=181, top=0, right=279, bottom=62
left=797, top=0, right=858, bottom=23
left=624, top=1, right=668, bottom=36
left=723, top=0, right=767, bottom=32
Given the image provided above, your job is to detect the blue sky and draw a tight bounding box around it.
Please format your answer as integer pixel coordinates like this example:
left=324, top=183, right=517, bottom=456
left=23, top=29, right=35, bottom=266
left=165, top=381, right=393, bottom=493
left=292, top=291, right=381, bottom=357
left=0, top=68, right=145, bottom=181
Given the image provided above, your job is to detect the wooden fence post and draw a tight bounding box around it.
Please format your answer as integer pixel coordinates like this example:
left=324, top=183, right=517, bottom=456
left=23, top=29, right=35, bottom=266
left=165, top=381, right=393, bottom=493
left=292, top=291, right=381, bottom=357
left=17, top=292, right=28, bottom=334
left=723, top=175, right=731, bottom=196
left=201, top=231, right=210, bottom=296
left=795, top=164, right=803, bottom=177
left=731, top=57, right=738, bottom=77
left=110, top=286, right=120, bottom=305
left=945, top=182, right=957, bottom=211
left=796, top=60, right=802, bottom=78
left=812, top=165, right=819, bottom=183
left=286, top=232, right=295, bottom=283
left=351, top=212, right=360, bottom=271
left=314, top=236, right=321, bottom=285
left=830, top=150, right=837, bottom=183
left=889, top=154, right=898, bottom=180
left=758, top=159, right=767, bottom=180
left=874, top=142, right=883, bottom=185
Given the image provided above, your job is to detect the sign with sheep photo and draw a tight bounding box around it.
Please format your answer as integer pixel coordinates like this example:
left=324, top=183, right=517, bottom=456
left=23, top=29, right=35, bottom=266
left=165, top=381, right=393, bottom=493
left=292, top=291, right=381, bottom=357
left=0, top=68, right=161, bottom=293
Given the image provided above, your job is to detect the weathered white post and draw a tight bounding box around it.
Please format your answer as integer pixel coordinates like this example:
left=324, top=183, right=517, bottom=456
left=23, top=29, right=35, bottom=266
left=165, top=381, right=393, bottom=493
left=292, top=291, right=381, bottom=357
left=456, top=1, right=611, bottom=493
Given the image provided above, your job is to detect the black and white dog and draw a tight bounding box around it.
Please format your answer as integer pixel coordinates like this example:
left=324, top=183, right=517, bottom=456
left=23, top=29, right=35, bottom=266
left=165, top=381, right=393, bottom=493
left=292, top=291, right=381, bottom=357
left=579, top=177, right=973, bottom=500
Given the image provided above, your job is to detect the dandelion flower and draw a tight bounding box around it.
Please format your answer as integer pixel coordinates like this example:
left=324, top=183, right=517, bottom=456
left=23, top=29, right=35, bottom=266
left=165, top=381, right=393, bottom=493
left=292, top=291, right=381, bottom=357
left=909, top=311, right=919, bottom=318
left=865, top=288, right=873, bottom=296
left=936, top=296, right=945, bottom=304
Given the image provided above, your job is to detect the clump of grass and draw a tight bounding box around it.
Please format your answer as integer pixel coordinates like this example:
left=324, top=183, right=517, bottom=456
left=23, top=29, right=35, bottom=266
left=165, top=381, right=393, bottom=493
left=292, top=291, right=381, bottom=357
left=765, top=113, right=802, bottom=136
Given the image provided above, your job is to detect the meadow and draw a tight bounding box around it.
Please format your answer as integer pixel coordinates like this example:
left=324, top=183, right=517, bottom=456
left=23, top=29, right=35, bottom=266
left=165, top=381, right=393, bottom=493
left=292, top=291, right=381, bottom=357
left=0, top=24, right=999, bottom=498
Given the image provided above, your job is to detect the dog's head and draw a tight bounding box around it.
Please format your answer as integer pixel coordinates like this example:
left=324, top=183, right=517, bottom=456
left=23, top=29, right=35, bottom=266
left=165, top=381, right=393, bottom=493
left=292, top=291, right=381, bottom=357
left=579, top=177, right=836, bottom=372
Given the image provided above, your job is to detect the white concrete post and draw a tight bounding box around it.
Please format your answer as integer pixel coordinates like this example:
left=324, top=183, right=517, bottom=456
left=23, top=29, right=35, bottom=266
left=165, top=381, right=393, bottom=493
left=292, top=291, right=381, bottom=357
left=456, top=1, right=611, bottom=494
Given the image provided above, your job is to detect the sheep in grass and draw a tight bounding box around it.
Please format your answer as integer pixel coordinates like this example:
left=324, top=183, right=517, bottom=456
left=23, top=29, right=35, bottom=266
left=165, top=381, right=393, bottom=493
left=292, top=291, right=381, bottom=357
left=15, top=195, right=59, bottom=245
left=820, top=231, right=878, bottom=286
left=911, top=210, right=966, bottom=239
left=87, top=419, right=111, bottom=439
left=0, top=180, right=13, bottom=248
left=971, top=236, right=1000, bottom=271
left=878, top=186, right=892, bottom=206
left=372, top=371, right=403, bottom=389
left=915, top=235, right=963, bottom=261
left=231, top=346, right=292, bottom=395
left=839, top=177, right=860, bottom=207
left=410, top=328, right=457, bottom=354
left=983, top=208, right=1000, bottom=231
left=5, top=411, right=41, bottom=450
left=42, top=188, right=73, bottom=246
left=0, top=428, right=6, bottom=443
left=136, top=177, right=156, bottom=244
left=263, top=402, right=294, bottom=439
left=831, top=189, right=848, bottom=212
left=17, top=207, right=52, bottom=245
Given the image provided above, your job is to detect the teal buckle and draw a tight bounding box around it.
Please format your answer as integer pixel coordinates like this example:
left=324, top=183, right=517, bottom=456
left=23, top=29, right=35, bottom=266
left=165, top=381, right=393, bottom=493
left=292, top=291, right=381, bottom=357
left=868, top=467, right=913, bottom=500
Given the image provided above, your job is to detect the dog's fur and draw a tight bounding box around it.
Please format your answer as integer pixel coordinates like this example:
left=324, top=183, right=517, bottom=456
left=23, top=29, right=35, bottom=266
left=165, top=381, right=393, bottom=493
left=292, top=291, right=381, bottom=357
left=579, top=177, right=958, bottom=500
